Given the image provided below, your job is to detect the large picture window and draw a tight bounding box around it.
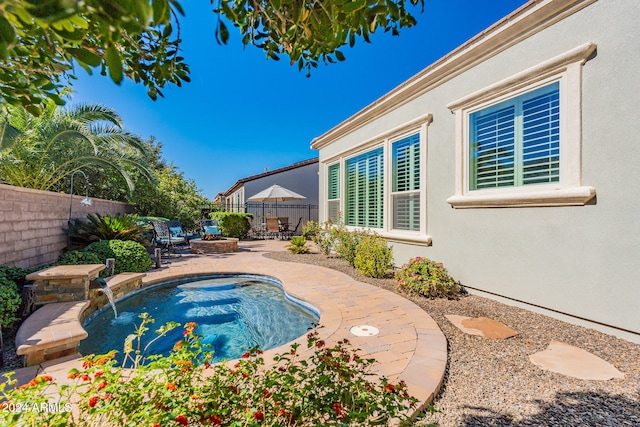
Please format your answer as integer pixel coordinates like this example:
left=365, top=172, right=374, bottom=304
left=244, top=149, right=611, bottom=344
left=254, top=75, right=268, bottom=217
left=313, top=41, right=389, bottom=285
left=392, top=134, right=420, bottom=230
left=470, top=83, right=559, bottom=190
left=345, top=147, right=384, bottom=228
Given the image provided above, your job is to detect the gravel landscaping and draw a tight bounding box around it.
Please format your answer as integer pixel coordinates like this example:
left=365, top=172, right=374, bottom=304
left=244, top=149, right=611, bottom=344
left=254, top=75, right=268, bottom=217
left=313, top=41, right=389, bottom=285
left=264, top=250, right=640, bottom=427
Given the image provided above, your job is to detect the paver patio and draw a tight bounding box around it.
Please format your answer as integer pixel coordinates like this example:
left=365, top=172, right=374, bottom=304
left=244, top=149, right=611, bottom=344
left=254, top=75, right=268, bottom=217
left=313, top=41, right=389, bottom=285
left=6, top=239, right=448, bottom=417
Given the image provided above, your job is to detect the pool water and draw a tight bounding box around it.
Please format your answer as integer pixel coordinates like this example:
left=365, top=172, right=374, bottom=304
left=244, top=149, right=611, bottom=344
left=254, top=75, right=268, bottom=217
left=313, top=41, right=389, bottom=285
left=79, top=275, right=318, bottom=363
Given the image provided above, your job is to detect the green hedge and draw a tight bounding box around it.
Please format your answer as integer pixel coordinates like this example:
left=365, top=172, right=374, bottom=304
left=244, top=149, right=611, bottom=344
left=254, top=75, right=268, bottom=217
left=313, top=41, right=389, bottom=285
left=85, top=240, right=153, bottom=275
left=0, top=277, right=21, bottom=328
left=56, top=250, right=102, bottom=266
left=209, top=212, right=253, bottom=239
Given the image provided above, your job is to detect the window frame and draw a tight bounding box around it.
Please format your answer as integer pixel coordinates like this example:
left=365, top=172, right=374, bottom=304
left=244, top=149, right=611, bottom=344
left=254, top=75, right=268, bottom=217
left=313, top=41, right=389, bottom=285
left=344, top=145, right=385, bottom=229
left=469, top=81, right=560, bottom=191
left=390, top=132, right=421, bottom=232
left=326, top=162, right=341, bottom=223
left=322, top=114, right=432, bottom=245
left=447, top=43, right=596, bottom=208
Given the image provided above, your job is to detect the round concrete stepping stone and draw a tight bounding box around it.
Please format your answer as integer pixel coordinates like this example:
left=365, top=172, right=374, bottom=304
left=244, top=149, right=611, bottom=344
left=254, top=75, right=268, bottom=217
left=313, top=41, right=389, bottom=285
left=445, top=314, right=518, bottom=339
left=529, top=340, right=624, bottom=381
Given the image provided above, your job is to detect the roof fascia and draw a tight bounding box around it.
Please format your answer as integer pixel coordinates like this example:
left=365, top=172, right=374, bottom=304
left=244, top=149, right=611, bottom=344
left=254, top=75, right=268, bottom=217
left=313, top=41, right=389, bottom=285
left=310, top=0, right=597, bottom=150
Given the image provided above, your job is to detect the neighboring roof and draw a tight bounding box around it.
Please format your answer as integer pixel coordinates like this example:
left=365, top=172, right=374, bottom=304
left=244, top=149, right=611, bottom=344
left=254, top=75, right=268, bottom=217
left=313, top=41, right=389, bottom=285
left=222, top=158, right=318, bottom=196
left=311, top=0, right=597, bottom=150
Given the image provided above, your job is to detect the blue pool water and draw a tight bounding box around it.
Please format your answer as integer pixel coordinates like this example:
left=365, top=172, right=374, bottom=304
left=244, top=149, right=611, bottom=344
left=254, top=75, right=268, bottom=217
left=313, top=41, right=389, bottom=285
left=79, top=275, right=318, bottom=363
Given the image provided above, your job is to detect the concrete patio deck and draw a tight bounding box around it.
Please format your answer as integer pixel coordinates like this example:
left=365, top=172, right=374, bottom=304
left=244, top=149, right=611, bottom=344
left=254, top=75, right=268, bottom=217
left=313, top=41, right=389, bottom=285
left=5, top=239, right=448, bottom=417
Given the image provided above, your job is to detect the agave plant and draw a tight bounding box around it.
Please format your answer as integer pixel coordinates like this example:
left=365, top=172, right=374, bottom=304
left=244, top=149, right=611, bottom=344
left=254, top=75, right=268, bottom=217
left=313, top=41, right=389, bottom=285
left=69, top=213, right=150, bottom=246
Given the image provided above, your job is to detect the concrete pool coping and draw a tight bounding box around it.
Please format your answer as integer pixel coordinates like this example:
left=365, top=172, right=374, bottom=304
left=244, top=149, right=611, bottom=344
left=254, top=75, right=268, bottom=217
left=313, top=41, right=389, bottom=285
left=6, top=239, right=448, bottom=417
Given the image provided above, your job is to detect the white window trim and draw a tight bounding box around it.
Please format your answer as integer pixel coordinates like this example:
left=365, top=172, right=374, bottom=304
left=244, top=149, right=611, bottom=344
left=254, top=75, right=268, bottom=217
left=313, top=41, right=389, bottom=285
left=323, top=115, right=433, bottom=246
left=446, top=43, right=597, bottom=208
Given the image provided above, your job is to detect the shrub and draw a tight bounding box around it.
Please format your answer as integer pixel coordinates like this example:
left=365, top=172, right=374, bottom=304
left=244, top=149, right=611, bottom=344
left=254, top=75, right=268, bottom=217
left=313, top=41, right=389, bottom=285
left=304, top=220, right=336, bottom=256
left=333, top=227, right=370, bottom=267
left=56, top=250, right=102, bottom=266
left=302, top=220, right=320, bottom=239
left=209, top=212, right=252, bottom=239
left=0, top=316, right=422, bottom=426
left=286, top=236, right=310, bottom=254
left=0, top=265, right=28, bottom=285
left=0, top=277, right=21, bottom=328
left=70, top=213, right=149, bottom=246
left=85, top=240, right=153, bottom=275
left=395, top=257, right=462, bottom=299
left=354, top=235, right=393, bottom=278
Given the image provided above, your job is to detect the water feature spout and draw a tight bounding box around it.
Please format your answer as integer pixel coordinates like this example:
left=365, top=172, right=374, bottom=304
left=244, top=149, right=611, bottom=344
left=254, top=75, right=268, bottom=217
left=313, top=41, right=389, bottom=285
left=96, top=285, right=118, bottom=319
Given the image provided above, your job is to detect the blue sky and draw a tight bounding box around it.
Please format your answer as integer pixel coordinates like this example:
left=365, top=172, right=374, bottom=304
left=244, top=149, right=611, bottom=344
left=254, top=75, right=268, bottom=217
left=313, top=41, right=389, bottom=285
left=68, top=0, right=528, bottom=200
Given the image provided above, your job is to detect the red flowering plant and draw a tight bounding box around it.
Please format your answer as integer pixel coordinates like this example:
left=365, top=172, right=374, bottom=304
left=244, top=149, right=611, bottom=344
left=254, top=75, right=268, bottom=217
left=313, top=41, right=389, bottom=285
left=1, top=315, right=430, bottom=426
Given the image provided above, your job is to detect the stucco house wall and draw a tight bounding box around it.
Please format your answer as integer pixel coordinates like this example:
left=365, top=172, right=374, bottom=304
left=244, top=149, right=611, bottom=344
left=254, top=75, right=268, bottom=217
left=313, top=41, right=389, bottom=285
left=222, top=158, right=319, bottom=208
left=242, top=162, right=319, bottom=206
left=312, top=0, right=640, bottom=343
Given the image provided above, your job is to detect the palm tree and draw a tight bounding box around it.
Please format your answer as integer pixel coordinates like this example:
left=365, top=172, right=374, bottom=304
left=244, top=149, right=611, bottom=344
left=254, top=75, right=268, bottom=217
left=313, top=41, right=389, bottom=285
left=0, top=101, right=155, bottom=194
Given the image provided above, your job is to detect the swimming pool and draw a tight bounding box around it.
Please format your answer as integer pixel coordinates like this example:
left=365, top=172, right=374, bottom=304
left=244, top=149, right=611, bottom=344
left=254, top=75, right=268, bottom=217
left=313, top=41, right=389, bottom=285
left=79, top=274, right=319, bottom=363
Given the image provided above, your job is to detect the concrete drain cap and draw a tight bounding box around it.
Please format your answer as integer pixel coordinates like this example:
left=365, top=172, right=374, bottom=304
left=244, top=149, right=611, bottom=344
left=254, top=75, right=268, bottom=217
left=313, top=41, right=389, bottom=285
left=350, top=325, right=379, bottom=337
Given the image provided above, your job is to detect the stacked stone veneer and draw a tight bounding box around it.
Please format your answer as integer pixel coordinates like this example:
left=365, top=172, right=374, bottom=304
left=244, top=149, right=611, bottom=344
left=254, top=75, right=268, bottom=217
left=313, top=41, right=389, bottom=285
left=26, top=264, right=105, bottom=306
left=0, top=183, right=134, bottom=268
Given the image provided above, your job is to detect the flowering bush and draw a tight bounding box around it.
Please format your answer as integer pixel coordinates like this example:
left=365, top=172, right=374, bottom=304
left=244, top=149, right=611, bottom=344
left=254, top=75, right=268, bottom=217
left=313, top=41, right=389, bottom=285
left=395, top=257, right=462, bottom=299
left=1, top=314, right=426, bottom=426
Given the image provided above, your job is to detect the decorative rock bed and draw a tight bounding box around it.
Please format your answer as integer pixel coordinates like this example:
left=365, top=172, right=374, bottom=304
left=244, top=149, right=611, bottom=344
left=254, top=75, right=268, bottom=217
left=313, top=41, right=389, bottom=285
left=190, top=237, right=239, bottom=254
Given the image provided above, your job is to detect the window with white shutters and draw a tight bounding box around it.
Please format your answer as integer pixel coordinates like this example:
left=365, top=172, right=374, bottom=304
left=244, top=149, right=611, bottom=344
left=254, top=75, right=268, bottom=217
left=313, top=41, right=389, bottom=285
left=327, top=163, right=340, bottom=222
left=392, top=134, right=420, bottom=231
left=470, top=82, right=559, bottom=190
left=345, top=147, right=384, bottom=228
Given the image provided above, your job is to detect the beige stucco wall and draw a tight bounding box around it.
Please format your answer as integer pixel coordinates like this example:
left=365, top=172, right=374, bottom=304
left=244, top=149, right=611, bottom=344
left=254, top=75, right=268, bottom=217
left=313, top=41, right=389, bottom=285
left=0, top=184, right=134, bottom=268
left=316, top=0, right=640, bottom=342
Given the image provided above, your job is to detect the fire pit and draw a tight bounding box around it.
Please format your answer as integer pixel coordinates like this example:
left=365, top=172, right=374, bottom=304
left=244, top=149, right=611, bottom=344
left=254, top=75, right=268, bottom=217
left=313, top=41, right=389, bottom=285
left=190, top=237, right=239, bottom=254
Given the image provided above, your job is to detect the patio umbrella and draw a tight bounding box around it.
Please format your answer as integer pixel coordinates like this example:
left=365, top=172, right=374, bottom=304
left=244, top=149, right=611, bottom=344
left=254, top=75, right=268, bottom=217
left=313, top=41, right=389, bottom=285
left=247, top=184, right=306, bottom=217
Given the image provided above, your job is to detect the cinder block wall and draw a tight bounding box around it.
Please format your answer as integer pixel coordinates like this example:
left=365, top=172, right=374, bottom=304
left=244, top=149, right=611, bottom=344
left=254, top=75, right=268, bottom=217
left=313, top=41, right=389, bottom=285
left=0, top=184, right=134, bottom=268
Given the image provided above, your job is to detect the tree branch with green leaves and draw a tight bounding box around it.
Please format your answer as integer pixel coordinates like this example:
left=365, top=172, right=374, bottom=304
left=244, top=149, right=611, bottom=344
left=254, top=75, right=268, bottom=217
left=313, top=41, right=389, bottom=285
left=0, top=0, right=423, bottom=114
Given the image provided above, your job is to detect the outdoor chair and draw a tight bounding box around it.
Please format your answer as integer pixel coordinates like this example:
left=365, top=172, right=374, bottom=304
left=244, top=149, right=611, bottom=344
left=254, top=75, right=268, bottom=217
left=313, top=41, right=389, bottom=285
left=200, top=219, right=222, bottom=240
left=167, top=220, right=190, bottom=249
left=281, top=217, right=303, bottom=240
left=277, top=217, right=289, bottom=232
left=265, top=217, right=281, bottom=239
left=248, top=217, right=264, bottom=240
left=151, top=220, right=187, bottom=255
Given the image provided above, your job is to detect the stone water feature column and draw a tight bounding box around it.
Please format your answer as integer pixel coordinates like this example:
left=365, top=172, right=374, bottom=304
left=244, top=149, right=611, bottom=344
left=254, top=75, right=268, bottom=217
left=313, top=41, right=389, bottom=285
left=26, top=264, right=106, bottom=305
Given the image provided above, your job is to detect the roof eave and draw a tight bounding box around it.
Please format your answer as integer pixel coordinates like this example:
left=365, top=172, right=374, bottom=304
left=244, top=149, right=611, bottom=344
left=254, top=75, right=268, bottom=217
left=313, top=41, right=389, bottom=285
left=310, top=0, right=596, bottom=150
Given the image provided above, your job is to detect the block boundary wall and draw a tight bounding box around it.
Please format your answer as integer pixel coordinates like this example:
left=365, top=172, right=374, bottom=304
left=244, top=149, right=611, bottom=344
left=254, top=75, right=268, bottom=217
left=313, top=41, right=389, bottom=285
left=0, top=184, right=134, bottom=268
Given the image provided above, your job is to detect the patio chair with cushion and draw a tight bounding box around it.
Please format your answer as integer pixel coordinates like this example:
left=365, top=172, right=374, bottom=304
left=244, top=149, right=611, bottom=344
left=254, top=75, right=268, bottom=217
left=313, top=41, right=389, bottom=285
left=200, top=219, right=222, bottom=240
left=265, top=217, right=281, bottom=239
left=167, top=220, right=190, bottom=249
left=151, top=220, right=187, bottom=255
